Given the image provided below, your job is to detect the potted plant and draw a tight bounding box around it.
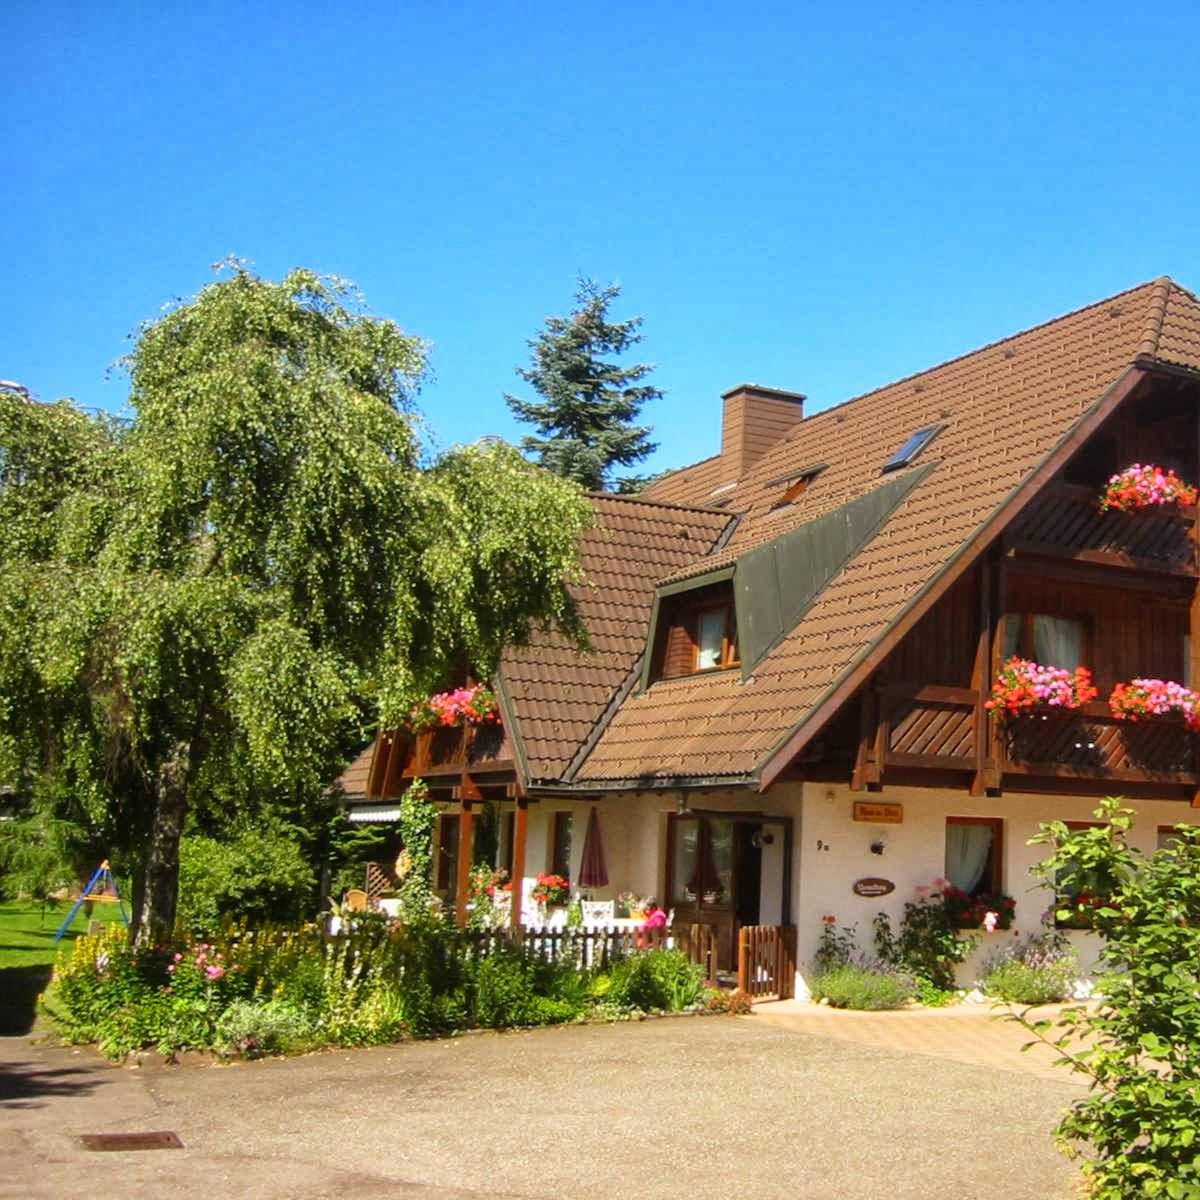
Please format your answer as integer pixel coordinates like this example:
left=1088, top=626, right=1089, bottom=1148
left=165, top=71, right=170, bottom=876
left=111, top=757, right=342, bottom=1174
left=531, top=873, right=569, bottom=909
left=617, top=890, right=646, bottom=920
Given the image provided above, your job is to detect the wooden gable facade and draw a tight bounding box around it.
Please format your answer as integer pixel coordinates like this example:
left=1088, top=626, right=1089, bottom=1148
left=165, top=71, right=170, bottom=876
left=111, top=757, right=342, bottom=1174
left=803, top=367, right=1200, bottom=803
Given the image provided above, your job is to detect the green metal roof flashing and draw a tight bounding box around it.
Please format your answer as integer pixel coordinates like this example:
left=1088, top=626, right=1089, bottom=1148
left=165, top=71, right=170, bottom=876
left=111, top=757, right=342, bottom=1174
left=637, top=466, right=933, bottom=694
left=735, top=463, right=936, bottom=677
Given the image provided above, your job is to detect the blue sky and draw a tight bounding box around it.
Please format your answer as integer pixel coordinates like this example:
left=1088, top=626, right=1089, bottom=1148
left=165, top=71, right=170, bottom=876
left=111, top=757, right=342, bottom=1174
left=4, top=1, right=1199, bottom=475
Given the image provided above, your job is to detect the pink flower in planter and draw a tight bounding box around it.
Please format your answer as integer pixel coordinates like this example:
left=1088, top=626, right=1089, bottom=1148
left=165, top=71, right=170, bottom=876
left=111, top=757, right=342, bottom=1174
left=205, top=965, right=226, bottom=981
left=983, top=911, right=999, bottom=933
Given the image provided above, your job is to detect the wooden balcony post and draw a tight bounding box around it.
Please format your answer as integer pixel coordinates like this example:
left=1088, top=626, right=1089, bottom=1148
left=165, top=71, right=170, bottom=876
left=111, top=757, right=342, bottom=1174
left=851, top=686, right=881, bottom=791
left=971, top=555, right=1001, bottom=795
left=511, top=797, right=528, bottom=930
left=455, top=801, right=474, bottom=927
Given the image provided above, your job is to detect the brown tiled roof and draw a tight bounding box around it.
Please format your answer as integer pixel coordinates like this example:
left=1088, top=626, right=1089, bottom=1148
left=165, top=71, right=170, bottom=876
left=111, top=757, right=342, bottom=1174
left=498, top=493, right=733, bottom=782
left=335, top=743, right=375, bottom=802
left=641, top=454, right=737, bottom=508
left=575, top=277, right=1200, bottom=785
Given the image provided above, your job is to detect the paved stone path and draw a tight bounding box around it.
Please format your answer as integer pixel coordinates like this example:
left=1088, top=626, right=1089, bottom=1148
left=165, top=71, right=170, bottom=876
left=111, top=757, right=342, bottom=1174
left=1, top=1007, right=1086, bottom=1200
left=757, top=998, right=1092, bottom=1083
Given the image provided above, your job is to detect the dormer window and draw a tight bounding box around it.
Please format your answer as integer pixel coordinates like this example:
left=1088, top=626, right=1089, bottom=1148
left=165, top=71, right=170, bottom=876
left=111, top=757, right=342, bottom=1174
left=882, top=425, right=943, bottom=472
left=647, top=578, right=740, bottom=681
left=695, top=603, right=738, bottom=670
left=768, top=464, right=826, bottom=511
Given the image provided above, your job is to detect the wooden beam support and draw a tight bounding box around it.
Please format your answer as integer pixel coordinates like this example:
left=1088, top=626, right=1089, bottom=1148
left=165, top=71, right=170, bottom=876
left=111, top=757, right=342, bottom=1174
left=453, top=773, right=483, bottom=803
left=455, top=801, right=474, bottom=928
left=971, top=556, right=1001, bottom=796
left=510, top=798, right=528, bottom=930
left=850, top=687, right=881, bottom=791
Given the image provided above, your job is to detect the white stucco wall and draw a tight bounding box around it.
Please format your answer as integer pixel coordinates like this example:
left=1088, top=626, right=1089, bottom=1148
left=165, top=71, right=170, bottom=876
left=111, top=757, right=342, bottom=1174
left=793, top=782, right=1191, bottom=996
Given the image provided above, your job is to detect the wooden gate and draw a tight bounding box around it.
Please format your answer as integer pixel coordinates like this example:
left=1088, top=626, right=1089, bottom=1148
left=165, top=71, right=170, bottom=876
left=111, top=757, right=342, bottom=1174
left=737, top=925, right=797, bottom=1002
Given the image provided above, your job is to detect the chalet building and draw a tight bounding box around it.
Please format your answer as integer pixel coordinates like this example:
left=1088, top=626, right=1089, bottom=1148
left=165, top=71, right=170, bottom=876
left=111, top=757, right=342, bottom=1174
left=344, top=276, right=1200, bottom=997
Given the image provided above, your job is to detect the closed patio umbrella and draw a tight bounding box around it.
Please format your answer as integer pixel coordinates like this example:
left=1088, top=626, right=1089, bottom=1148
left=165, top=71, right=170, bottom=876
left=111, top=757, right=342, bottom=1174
left=578, top=805, right=609, bottom=889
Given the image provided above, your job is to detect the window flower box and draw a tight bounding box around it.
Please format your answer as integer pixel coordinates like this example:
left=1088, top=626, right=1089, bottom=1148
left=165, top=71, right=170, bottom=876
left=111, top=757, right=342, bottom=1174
left=1099, top=464, right=1198, bottom=513
left=942, top=886, right=1016, bottom=930
left=409, top=684, right=500, bottom=732
left=1108, top=679, right=1200, bottom=731
left=985, top=658, right=1098, bottom=716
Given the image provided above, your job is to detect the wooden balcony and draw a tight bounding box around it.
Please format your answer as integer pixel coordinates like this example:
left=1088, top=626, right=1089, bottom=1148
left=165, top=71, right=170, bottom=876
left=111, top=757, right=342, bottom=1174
left=367, top=720, right=517, bottom=802
left=1004, top=482, right=1196, bottom=576
left=401, top=721, right=513, bottom=779
left=855, top=683, right=1200, bottom=796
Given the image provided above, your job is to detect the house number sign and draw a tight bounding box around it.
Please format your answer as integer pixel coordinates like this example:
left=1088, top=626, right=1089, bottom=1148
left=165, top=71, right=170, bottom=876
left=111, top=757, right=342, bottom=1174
left=852, top=877, right=896, bottom=898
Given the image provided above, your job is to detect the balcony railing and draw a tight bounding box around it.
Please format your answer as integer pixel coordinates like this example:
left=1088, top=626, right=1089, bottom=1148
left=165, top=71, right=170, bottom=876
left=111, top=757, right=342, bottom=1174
left=866, top=683, right=1199, bottom=790
left=1004, top=482, right=1196, bottom=575
left=401, top=721, right=513, bottom=779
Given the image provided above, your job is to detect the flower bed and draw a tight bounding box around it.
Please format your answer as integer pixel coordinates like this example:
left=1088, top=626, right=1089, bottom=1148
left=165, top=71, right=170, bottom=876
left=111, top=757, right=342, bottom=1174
left=1099, top=464, right=1197, bottom=512
left=985, top=657, right=1098, bottom=715
left=1108, top=678, right=1200, bottom=731
left=409, top=683, right=499, bottom=731
left=45, top=919, right=709, bottom=1062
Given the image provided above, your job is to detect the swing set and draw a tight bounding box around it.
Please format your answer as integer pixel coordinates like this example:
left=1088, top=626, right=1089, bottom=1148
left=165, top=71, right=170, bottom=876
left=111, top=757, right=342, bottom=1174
left=53, top=859, right=130, bottom=942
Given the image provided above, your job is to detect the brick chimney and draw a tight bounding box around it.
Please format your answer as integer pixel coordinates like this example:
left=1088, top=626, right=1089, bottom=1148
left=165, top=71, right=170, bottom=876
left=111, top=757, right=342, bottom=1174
left=720, top=383, right=807, bottom=477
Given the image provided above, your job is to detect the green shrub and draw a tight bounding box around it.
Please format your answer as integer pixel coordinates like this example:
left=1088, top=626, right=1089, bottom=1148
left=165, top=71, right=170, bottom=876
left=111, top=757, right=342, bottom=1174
left=809, top=963, right=916, bottom=1010
left=604, top=949, right=703, bottom=1012
left=874, top=893, right=977, bottom=991
left=473, top=950, right=533, bottom=1028
left=214, top=999, right=315, bottom=1058
left=983, top=960, right=1077, bottom=1005
left=178, top=829, right=316, bottom=934
left=980, top=929, right=1079, bottom=1005
left=1021, top=799, right=1200, bottom=1196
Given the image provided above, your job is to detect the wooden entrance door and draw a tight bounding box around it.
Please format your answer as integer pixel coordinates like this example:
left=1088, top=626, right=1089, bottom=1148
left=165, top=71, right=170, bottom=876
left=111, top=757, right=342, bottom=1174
left=667, top=815, right=765, bottom=970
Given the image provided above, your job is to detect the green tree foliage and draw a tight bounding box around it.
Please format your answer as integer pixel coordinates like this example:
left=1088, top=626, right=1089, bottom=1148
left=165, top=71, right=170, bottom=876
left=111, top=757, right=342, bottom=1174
left=177, top=826, right=316, bottom=934
left=1021, top=798, right=1200, bottom=1198
left=506, top=278, right=659, bottom=492
left=0, top=264, right=590, bottom=947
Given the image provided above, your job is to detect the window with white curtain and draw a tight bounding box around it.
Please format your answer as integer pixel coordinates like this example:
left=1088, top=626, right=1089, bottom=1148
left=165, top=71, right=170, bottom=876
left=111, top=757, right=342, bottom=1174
left=944, top=817, right=1002, bottom=898
left=1001, top=613, right=1085, bottom=669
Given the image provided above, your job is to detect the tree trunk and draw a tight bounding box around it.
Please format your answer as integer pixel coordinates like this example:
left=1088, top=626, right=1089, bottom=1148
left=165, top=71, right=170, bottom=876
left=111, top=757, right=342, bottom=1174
left=134, top=743, right=190, bottom=948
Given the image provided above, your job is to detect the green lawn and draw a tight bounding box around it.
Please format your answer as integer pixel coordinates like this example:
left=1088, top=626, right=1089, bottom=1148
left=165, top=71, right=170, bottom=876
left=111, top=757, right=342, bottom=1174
left=0, top=898, right=128, bottom=969
left=0, top=899, right=128, bottom=1036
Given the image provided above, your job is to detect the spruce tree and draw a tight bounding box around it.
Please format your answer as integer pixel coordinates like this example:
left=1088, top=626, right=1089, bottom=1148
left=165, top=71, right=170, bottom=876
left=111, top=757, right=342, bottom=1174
left=506, top=278, right=659, bottom=492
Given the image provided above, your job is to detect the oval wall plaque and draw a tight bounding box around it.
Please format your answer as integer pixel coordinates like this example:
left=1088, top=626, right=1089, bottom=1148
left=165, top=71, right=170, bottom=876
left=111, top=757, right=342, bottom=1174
left=853, top=877, right=895, bottom=898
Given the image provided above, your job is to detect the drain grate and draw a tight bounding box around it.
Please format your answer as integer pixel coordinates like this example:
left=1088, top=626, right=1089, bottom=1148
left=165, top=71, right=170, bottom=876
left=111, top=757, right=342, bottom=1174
left=80, top=1130, right=184, bottom=1152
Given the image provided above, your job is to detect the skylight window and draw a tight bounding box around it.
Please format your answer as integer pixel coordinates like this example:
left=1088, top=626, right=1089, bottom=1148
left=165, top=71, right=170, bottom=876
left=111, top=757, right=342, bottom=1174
left=768, top=463, right=826, bottom=511
left=882, top=425, right=943, bottom=473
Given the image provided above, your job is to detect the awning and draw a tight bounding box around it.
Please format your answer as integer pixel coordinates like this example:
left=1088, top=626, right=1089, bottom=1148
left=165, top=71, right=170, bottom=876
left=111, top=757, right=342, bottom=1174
left=345, top=804, right=402, bottom=824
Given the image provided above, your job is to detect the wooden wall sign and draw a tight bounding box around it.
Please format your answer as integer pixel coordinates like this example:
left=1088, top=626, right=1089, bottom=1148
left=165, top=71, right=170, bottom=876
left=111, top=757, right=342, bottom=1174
left=852, top=801, right=903, bottom=824
left=853, top=877, right=896, bottom=898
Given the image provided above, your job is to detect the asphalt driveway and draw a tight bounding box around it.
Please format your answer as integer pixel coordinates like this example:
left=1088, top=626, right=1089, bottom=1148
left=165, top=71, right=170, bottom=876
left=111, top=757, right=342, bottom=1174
left=1, top=1009, right=1083, bottom=1200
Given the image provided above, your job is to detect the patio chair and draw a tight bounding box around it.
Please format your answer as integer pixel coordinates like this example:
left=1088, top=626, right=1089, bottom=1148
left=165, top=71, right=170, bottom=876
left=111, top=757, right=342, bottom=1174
left=581, top=900, right=614, bottom=926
